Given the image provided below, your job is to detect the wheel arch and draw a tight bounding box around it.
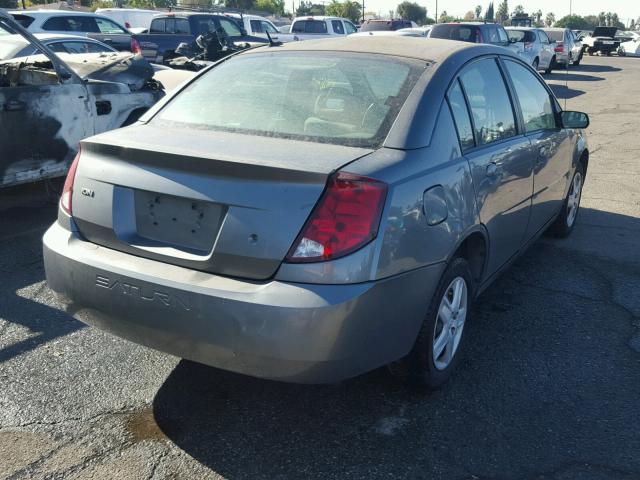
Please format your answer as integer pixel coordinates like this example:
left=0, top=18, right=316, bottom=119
left=449, top=226, right=489, bottom=286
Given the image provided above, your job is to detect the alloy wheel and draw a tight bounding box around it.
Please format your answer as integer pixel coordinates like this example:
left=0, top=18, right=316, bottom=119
left=566, top=171, right=583, bottom=228
left=432, top=277, right=468, bottom=371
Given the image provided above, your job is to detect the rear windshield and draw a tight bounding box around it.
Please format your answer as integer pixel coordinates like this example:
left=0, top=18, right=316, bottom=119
left=507, top=30, right=536, bottom=42
left=10, top=14, right=35, bottom=28
left=430, top=24, right=479, bottom=42
left=292, top=20, right=328, bottom=34
left=361, top=20, right=409, bottom=32
left=545, top=30, right=564, bottom=41
left=154, top=52, right=425, bottom=148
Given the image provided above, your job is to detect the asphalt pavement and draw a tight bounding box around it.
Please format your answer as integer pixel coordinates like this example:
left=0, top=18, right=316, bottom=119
left=1, top=55, right=639, bottom=480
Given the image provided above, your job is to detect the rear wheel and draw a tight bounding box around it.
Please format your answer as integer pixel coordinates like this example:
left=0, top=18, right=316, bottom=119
left=547, top=164, right=585, bottom=238
left=389, top=258, right=474, bottom=389
left=572, top=52, right=582, bottom=66
left=532, top=58, right=539, bottom=71
left=545, top=56, right=556, bottom=74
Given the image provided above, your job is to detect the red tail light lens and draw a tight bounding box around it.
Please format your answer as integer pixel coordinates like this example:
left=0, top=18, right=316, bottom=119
left=60, top=148, right=81, bottom=216
left=554, top=42, right=564, bottom=52
left=131, top=37, right=142, bottom=55
left=286, top=172, right=387, bottom=263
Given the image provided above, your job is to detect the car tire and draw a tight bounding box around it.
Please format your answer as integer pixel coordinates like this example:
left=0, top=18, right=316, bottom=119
left=388, top=257, right=474, bottom=389
left=532, top=58, right=539, bottom=71
left=545, top=57, right=555, bottom=74
left=547, top=163, right=585, bottom=238
left=572, top=52, right=582, bottom=66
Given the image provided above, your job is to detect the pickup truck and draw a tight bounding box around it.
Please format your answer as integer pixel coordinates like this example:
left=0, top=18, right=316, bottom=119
left=582, top=26, right=620, bottom=56
left=275, top=16, right=358, bottom=42
left=131, top=12, right=267, bottom=64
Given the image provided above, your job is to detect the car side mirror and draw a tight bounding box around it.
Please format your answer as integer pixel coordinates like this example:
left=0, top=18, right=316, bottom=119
left=561, top=111, right=589, bottom=129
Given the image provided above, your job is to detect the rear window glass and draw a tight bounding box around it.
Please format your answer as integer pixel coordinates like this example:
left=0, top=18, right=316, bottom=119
left=292, top=20, right=328, bottom=34
left=361, top=20, right=409, bottom=32
left=507, top=30, right=536, bottom=42
left=154, top=52, right=425, bottom=149
left=10, top=14, right=35, bottom=28
left=545, top=30, right=564, bottom=41
left=430, top=24, right=478, bottom=42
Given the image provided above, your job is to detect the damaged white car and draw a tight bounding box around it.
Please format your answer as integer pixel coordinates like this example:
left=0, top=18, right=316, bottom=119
left=0, top=12, right=164, bottom=188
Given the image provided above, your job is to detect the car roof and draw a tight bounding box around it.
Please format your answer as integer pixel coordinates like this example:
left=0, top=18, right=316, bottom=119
left=242, top=36, right=505, bottom=62
left=9, top=9, right=102, bottom=17
left=435, top=22, right=493, bottom=26
left=292, top=16, right=344, bottom=21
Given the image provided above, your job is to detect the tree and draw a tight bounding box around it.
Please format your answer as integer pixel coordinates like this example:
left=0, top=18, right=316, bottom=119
left=254, top=0, right=285, bottom=14
left=597, top=12, right=606, bottom=26
left=512, top=4, right=524, bottom=15
left=496, top=0, right=509, bottom=24
left=438, top=10, right=455, bottom=23
left=533, top=9, right=543, bottom=26
left=475, top=5, right=482, bottom=19
left=554, top=14, right=590, bottom=30
left=326, top=0, right=361, bottom=22
left=545, top=12, right=555, bottom=27
left=463, top=10, right=475, bottom=21
left=484, top=1, right=494, bottom=22
left=296, top=0, right=325, bottom=15
left=396, top=1, right=427, bottom=24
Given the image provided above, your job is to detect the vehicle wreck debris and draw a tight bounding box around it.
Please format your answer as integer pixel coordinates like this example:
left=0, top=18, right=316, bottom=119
left=0, top=12, right=164, bottom=188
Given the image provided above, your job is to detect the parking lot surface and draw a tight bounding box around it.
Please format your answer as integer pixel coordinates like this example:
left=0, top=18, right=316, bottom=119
left=1, top=56, right=639, bottom=480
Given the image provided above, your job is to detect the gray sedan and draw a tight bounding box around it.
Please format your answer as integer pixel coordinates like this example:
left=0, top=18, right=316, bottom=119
left=0, top=32, right=116, bottom=60
left=44, top=37, right=590, bottom=388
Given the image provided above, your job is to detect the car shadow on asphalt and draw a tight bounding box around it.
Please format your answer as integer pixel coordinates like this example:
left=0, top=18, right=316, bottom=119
left=544, top=72, right=605, bottom=82
left=548, top=83, right=586, bottom=100
left=151, top=209, right=640, bottom=479
left=0, top=184, right=85, bottom=364
left=570, top=63, right=623, bottom=73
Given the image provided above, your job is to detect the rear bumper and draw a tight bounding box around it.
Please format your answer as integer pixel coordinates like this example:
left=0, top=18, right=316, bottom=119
left=43, top=221, right=443, bottom=383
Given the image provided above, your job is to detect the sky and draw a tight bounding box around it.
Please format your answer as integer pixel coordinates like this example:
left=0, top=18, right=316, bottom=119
left=363, top=0, right=639, bottom=25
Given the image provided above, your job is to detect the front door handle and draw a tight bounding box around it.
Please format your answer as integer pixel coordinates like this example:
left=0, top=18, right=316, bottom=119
left=4, top=99, right=26, bottom=111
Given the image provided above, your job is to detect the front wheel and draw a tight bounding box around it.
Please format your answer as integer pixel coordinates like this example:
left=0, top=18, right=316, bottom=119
left=547, top=165, right=585, bottom=238
left=389, top=258, right=474, bottom=389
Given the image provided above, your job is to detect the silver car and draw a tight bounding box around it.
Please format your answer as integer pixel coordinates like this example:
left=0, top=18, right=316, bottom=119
left=44, top=37, right=590, bottom=388
left=543, top=27, right=584, bottom=66
left=506, top=27, right=555, bottom=74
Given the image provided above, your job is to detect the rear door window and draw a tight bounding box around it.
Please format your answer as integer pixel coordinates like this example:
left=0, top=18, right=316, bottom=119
left=447, top=79, right=475, bottom=151
left=331, top=20, right=344, bottom=34
left=504, top=60, right=557, bottom=132
left=459, top=58, right=517, bottom=146
left=43, top=16, right=100, bottom=33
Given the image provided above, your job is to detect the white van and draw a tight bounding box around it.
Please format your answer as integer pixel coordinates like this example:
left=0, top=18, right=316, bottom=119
left=95, top=8, right=158, bottom=32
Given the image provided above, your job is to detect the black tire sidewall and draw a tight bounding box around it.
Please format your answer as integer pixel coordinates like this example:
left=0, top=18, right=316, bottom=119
left=406, top=257, right=475, bottom=389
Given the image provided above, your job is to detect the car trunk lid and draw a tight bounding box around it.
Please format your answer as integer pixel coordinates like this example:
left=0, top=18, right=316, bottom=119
left=71, top=124, right=372, bottom=280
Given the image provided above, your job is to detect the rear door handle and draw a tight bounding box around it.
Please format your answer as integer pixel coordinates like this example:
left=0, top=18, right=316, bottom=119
left=4, top=100, right=26, bottom=111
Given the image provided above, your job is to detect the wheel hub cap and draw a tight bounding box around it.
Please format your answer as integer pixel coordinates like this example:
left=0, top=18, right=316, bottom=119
left=432, top=277, right=468, bottom=371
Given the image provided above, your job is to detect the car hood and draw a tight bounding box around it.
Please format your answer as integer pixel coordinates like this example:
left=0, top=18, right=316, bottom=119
left=0, top=51, right=154, bottom=90
left=592, top=27, right=617, bottom=38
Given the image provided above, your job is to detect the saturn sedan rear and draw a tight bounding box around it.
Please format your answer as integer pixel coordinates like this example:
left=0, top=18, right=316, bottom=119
left=44, top=37, right=589, bottom=387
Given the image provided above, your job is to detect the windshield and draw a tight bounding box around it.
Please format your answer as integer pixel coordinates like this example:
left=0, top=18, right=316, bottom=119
left=154, top=52, right=425, bottom=148
left=0, top=35, right=29, bottom=60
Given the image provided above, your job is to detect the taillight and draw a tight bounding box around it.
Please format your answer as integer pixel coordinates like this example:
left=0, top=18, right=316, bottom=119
left=286, top=172, right=387, bottom=263
left=524, top=41, right=533, bottom=51
left=554, top=42, right=564, bottom=52
left=131, top=37, right=142, bottom=55
left=60, top=148, right=81, bottom=216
